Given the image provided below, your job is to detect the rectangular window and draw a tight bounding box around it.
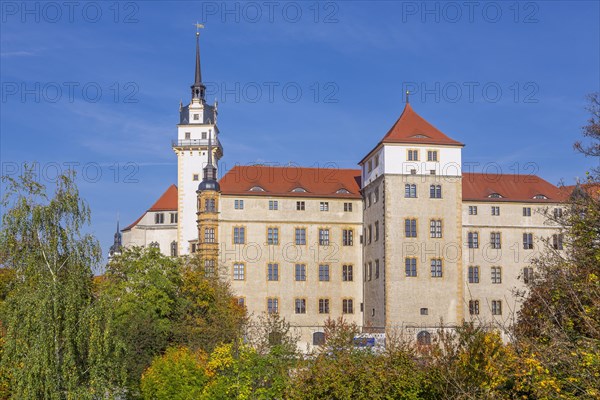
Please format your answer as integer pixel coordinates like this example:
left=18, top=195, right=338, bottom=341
left=295, top=228, right=306, bottom=245
left=491, top=266, right=502, bottom=284
left=468, top=232, right=479, bottom=248
left=342, top=265, right=353, bottom=281
left=405, top=184, right=417, bottom=198
left=233, top=263, right=245, bottom=280
left=193, top=114, right=199, bottom=120
left=267, top=263, right=279, bottom=281
left=205, top=198, right=216, bottom=212
left=267, top=227, right=279, bottom=245
left=429, top=185, right=442, bottom=199
left=405, top=257, right=417, bottom=277
left=236, top=297, right=245, bottom=307
left=405, top=219, right=417, bottom=238
left=491, top=232, right=501, bottom=249
left=184, top=132, right=191, bottom=139
left=374, top=187, right=379, bottom=203
left=269, top=200, right=278, bottom=210
left=368, top=262, right=372, bottom=281
left=296, top=201, right=305, bottom=211
left=319, top=229, right=330, bottom=246
left=427, top=150, right=438, bottom=162
left=375, top=259, right=380, bottom=279
left=374, top=221, right=379, bottom=241
left=469, top=300, right=480, bottom=315
left=468, top=266, right=479, bottom=283
left=295, top=298, right=306, bottom=314
left=342, top=299, right=354, bottom=314
left=342, top=229, right=354, bottom=246
left=407, top=149, right=419, bottom=161
left=368, top=225, right=372, bottom=244
left=430, top=219, right=442, bottom=238
left=552, top=234, right=564, bottom=250
left=319, top=265, right=330, bottom=282
left=431, top=259, right=443, bottom=278
left=234, top=199, right=244, bottom=210
left=204, top=259, right=215, bottom=277
left=344, top=202, right=353, bottom=212
left=468, top=206, right=478, bottom=215
left=553, top=208, right=563, bottom=218
left=420, top=308, right=428, bottom=315
left=201, top=132, right=207, bottom=139
left=155, top=213, right=164, bottom=224
left=170, top=212, right=178, bottom=223
left=368, top=160, right=373, bottom=172
left=295, top=264, right=306, bottom=281
left=320, top=202, right=329, bottom=211
left=193, top=174, right=199, bottom=181
left=523, top=233, right=533, bottom=249
left=204, top=228, right=215, bottom=243
left=374, top=154, right=379, bottom=167
left=319, top=298, right=330, bottom=314
left=267, top=298, right=278, bottom=314
left=523, top=207, right=532, bottom=217
left=491, top=300, right=502, bottom=315
left=491, top=206, right=500, bottom=216
left=233, top=227, right=246, bottom=244
left=523, top=267, right=534, bottom=284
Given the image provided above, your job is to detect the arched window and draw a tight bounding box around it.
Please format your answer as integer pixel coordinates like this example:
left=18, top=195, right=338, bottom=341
left=170, top=241, right=177, bottom=257
left=149, top=241, right=160, bottom=250
left=313, top=332, right=325, bottom=346
left=417, top=331, right=431, bottom=346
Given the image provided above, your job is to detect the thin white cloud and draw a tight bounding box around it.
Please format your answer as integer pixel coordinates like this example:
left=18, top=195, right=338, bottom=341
left=0, top=51, right=36, bottom=57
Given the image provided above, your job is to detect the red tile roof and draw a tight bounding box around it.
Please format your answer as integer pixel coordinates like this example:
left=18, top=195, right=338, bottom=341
left=462, top=173, right=567, bottom=203
left=382, top=104, right=463, bottom=146
left=122, top=185, right=178, bottom=231
left=561, top=183, right=600, bottom=200
left=149, top=184, right=178, bottom=211
left=360, top=104, right=463, bottom=164
left=219, top=165, right=362, bottom=199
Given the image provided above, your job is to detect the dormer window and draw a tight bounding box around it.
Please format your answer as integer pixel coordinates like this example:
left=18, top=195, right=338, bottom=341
left=488, top=193, right=503, bottom=199
left=249, top=186, right=265, bottom=192
left=533, top=194, right=548, bottom=200
left=291, top=187, right=307, bottom=193
left=336, top=188, right=350, bottom=194
left=412, top=134, right=429, bottom=139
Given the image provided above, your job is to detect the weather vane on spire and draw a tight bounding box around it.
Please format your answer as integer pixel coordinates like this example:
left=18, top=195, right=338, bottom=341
left=194, top=22, right=205, bottom=36
left=406, top=90, right=410, bottom=104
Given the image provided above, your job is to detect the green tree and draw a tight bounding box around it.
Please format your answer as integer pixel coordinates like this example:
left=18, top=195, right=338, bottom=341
left=172, top=258, right=246, bottom=354
left=0, top=169, right=101, bottom=399
left=140, top=346, right=208, bottom=400
left=98, top=246, right=182, bottom=397
left=514, top=93, right=600, bottom=398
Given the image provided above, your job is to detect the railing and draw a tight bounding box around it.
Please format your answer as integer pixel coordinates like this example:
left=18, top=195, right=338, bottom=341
left=172, top=138, right=222, bottom=148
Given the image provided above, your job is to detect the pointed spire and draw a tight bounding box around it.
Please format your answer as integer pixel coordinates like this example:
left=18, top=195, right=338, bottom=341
left=194, top=31, right=202, bottom=85
left=202, top=130, right=217, bottom=184
left=191, top=24, right=206, bottom=101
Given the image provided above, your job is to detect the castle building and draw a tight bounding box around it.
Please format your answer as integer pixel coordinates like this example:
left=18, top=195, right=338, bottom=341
left=121, top=33, right=568, bottom=347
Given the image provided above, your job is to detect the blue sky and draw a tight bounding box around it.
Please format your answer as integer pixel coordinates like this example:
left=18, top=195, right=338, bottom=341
left=1, top=1, right=599, bottom=261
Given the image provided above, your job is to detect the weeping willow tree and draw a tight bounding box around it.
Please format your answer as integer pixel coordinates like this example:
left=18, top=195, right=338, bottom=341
left=0, top=168, right=103, bottom=399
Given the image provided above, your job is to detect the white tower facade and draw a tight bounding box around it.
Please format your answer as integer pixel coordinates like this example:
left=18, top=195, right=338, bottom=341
left=173, top=31, right=222, bottom=255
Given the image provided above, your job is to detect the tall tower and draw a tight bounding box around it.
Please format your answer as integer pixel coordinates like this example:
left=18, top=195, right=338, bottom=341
left=360, top=102, right=464, bottom=333
left=173, top=29, right=223, bottom=255
left=196, top=134, right=220, bottom=274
